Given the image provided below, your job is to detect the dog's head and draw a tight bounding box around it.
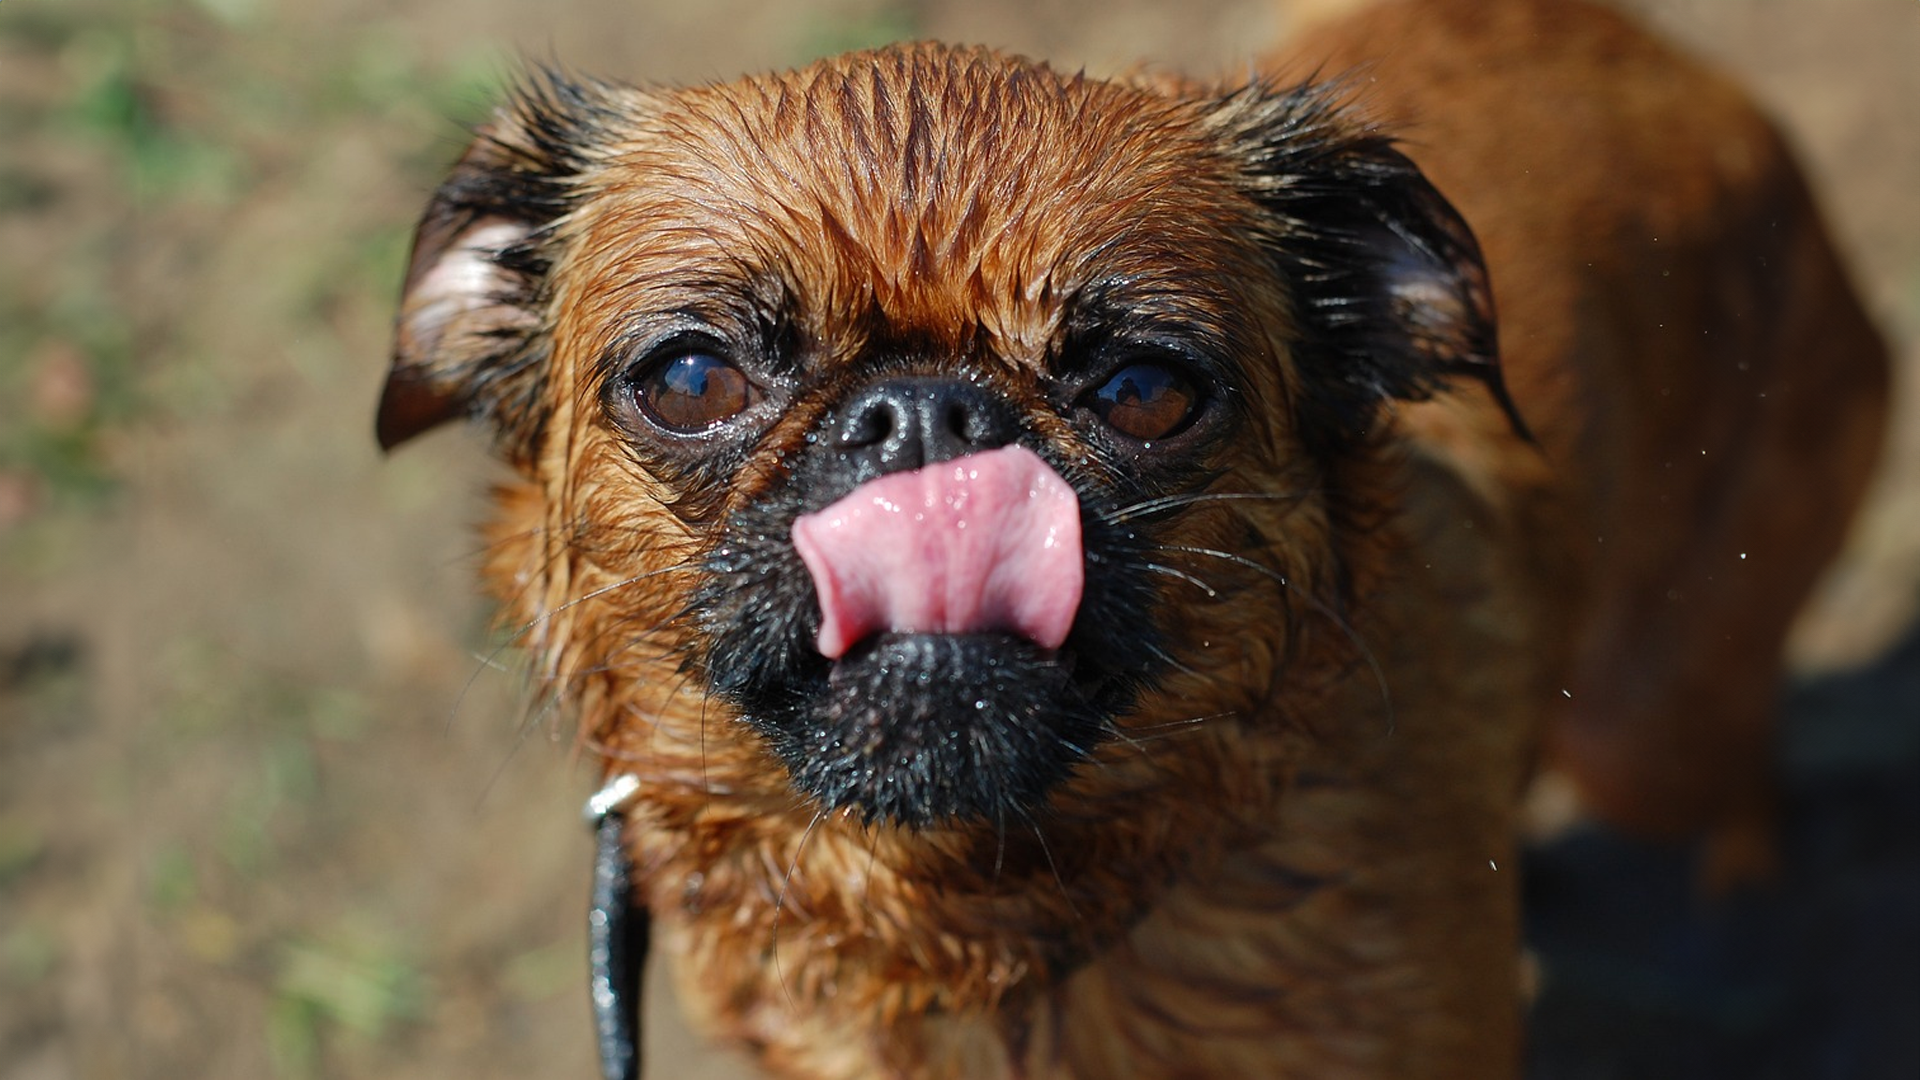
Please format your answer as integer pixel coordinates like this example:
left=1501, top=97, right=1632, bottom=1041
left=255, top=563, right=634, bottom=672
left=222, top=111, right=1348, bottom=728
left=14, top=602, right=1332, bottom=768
left=381, top=41, right=1504, bottom=1015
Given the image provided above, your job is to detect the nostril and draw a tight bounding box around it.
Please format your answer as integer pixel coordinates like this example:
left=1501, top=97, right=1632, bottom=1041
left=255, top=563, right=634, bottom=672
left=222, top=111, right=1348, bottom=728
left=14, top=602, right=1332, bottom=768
left=941, top=399, right=974, bottom=443
left=838, top=397, right=902, bottom=449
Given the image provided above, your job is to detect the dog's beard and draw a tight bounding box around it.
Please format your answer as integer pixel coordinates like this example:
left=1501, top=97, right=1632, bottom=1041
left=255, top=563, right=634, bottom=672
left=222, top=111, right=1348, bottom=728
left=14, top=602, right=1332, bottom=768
left=694, top=469, right=1169, bottom=830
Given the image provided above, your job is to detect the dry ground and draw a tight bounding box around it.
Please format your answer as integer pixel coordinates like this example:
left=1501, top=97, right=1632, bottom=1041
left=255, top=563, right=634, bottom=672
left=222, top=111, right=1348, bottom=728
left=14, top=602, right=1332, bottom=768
left=1, top=2, right=1915, bottom=1078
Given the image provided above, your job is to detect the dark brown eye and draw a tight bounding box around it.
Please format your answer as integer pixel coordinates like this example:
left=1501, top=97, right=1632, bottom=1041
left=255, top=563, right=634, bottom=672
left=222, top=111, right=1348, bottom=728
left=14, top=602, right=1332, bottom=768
left=634, top=351, right=753, bottom=433
left=1086, top=362, right=1199, bottom=441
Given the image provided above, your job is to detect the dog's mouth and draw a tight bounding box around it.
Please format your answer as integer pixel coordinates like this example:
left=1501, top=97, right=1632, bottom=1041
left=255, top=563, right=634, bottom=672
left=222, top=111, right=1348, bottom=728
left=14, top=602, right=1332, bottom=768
left=792, top=445, right=1084, bottom=660
left=789, top=630, right=1099, bottom=827
left=697, top=444, right=1165, bottom=830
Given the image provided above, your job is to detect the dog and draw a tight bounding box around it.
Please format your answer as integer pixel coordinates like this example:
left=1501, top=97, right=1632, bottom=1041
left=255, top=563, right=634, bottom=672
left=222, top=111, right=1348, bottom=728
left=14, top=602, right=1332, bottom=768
left=378, top=0, right=1887, bottom=1075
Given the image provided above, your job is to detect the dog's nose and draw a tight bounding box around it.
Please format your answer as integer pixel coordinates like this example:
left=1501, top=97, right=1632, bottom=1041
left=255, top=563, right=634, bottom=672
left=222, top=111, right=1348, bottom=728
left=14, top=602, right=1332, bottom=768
left=828, top=377, right=1020, bottom=478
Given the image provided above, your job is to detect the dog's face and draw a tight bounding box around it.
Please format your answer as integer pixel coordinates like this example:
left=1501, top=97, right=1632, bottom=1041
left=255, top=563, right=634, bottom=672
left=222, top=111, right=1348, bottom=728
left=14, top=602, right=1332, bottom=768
left=382, top=42, right=1501, bottom=1018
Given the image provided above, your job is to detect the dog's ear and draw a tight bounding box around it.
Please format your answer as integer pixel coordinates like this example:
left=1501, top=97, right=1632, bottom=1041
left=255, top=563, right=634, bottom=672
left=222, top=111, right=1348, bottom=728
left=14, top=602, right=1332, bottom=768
left=1204, top=82, right=1527, bottom=451
left=378, top=71, right=624, bottom=460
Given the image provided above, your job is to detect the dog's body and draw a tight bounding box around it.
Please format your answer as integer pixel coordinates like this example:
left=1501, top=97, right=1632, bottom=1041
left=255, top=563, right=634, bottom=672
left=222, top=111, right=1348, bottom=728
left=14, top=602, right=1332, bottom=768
left=380, top=0, right=1886, bottom=1076
left=1296, top=0, right=1889, bottom=849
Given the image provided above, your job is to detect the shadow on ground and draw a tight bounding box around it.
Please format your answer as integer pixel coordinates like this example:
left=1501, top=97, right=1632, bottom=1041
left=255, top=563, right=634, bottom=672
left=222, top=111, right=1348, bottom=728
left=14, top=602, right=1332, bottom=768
left=1527, top=619, right=1920, bottom=1080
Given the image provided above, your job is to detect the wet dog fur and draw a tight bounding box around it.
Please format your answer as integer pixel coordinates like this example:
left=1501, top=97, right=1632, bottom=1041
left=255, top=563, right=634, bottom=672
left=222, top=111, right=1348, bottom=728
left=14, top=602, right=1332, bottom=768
left=378, top=0, right=1887, bottom=1076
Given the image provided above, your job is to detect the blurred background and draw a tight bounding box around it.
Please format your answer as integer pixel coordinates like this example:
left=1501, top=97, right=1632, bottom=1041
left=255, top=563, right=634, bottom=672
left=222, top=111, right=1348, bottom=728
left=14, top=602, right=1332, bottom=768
left=1, top=1, right=1914, bottom=1077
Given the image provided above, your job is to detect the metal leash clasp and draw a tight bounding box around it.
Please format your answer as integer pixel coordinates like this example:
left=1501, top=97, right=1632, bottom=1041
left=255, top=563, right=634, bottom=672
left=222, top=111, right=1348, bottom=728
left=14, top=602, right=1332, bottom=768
left=585, top=774, right=646, bottom=1080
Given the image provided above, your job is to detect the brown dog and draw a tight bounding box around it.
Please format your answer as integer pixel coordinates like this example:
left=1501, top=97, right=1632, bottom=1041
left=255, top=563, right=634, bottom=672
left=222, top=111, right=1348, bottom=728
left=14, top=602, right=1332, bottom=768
left=379, top=0, right=1887, bottom=1076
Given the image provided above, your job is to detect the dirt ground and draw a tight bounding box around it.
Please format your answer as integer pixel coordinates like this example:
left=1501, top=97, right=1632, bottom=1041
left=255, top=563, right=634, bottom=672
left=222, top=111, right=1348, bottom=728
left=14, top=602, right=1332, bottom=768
left=1, top=2, right=1915, bottom=1078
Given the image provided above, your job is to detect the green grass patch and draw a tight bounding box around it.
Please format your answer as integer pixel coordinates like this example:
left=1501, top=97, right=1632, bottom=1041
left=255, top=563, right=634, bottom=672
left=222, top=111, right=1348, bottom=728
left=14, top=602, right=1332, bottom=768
left=270, top=933, right=425, bottom=1077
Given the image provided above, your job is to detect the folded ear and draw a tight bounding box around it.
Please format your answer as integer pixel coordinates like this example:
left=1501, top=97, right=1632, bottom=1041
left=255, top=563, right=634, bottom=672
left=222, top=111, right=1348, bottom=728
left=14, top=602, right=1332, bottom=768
left=1204, top=81, right=1527, bottom=452
left=378, top=71, right=622, bottom=460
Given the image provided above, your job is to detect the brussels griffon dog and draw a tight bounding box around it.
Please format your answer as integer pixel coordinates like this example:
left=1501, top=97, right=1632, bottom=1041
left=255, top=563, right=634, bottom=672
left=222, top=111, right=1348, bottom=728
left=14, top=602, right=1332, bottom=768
left=378, top=0, right=1886, bottom=1076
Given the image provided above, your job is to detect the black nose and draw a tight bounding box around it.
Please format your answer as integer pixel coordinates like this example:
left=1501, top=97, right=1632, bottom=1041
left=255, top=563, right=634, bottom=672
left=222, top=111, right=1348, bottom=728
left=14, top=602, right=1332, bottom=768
left=828, top=377, right=1020, bottom=480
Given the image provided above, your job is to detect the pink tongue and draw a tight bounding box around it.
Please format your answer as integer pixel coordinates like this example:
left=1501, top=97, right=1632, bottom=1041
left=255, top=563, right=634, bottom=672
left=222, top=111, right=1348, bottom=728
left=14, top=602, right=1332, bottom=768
left=791, top=445, right=1084, bottom=659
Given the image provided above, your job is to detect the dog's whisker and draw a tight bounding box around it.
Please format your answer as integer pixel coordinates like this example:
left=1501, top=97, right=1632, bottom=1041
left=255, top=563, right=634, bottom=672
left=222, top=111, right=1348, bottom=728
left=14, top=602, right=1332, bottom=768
left=472, top=673, right=582, bottom=809
left=1094, top=708, right=1228, bottom=758
left=698, top=680, right=715, bottom=808
left=535, top=560, right=703, bottom=630
left=990, top=806, right=1008, bottom=892
left=462, top=648, right=518, bottom=675
left=1130, top=634, right=1210, bottom=684
left=572, top=661, right=712, bottom=772
left=470, top=515, right=590, bottom=617
left=1141, top=561, right=1220, bottom=598
left=506, top=574, right=715, bottom=716
left=559, top=606, right=700, bottom=680
left=1126, top=712, right=1234, bottom=737
left=1165, top=542, right=1395, bottom=734
left=772, top=807, right=828, bottom=1010
left=449, top=558, right=703, bottom=737
left=1021, top=813, right=1081, bottom=925
left=1096, top=717, right=1148, bottom=757
left=1109, top=712, right=1236, bottom=751
left=1099, top=488, right=1313, bottom=526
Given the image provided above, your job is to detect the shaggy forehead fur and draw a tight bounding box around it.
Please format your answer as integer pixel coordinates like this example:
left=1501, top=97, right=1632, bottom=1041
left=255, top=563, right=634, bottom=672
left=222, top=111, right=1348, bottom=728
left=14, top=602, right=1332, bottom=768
left=551, top=46, right=1283, bottom=388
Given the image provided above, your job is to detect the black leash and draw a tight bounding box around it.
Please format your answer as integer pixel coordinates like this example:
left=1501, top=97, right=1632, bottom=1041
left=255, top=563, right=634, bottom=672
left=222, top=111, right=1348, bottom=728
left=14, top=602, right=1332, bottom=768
left=586, top=775, right=647, bottom=1080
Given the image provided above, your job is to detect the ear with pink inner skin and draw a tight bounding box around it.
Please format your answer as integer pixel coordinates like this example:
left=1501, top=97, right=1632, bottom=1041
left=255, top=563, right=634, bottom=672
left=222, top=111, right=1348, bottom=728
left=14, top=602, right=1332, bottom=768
left=378, top=71, right=633, bottom=463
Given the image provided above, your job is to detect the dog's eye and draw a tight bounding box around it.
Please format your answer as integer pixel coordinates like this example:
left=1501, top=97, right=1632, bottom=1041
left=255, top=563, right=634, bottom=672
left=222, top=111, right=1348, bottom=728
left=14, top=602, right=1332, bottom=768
left=1084, top=362, right=1199, bottom=442
left=633, top=351, right=755, bottom=433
